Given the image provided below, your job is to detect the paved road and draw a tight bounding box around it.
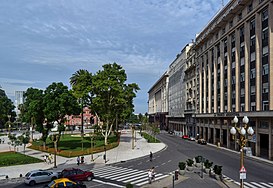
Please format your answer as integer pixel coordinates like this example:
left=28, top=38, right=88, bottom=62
left=113, top=132, right=273, bottom=187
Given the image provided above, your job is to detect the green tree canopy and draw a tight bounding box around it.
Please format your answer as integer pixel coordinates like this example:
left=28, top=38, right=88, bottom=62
left=0, top=88, right=15, bottom=129
left=91, top=63, right=139, bottom=145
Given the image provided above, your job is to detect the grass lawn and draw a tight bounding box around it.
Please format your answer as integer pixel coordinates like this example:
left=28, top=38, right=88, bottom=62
left=0, top=151, right=43, bottom=167
left=30, top=133, right=119, bottom=157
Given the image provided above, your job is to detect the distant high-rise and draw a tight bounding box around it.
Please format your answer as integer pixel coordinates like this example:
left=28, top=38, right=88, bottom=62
left=15, top=91, right=25, bottom=117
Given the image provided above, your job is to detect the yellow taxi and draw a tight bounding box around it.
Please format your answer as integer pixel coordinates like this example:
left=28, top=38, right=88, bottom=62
left=45, top=178, right=86, bottom=188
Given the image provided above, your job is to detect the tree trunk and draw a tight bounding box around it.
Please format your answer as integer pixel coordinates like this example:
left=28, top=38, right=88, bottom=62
left=43, top=141, right=46, bottom=150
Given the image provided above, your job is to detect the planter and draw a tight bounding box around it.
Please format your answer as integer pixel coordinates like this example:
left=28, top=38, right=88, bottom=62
left=179, top=169, right=185, bottom=175
left=215, top=174, right=222, bottom=181
left=195, top=163, right=201, bottom=168
left=187, top=166, right=194, bottom=171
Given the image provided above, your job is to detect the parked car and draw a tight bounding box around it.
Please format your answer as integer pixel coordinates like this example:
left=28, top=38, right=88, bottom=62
left=168, top=131, right=174, bottom=135
left=188, top=137, right=195, bottom=141
left=182, top=135, right=189, bottom=139
left=197, top=139, right=207, bottom=145
left=60, top=168, right=94, bottom=181
left=44, top=178, right=86, bottom=188
left=25, top=170, right=59, bottom=186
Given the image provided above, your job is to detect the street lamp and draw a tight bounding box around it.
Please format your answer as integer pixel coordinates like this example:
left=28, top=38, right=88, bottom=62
left=230, top=116, right=254, bottom=188
left=7, top=115, right=11, bottom=135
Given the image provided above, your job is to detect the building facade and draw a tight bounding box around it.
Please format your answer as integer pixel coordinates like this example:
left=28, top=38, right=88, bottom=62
left=167, top=43, right=193, bottom=136
left=148, top=72, right=169, bottom=130
left=14, top=91, right=25, bottom=117
left=195, top=0, right=273, bottom=160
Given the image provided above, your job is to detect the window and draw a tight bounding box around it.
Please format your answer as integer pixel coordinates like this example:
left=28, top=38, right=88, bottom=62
left=241, top=72, right=245, bottom=82
left=262, top=82, right=268, bottom=93
left=262, top=101, right=269, bottom=111
left=232, top=76, right=236, bottom=84
left=238, top=12, right=242, bottom=21
left=251, top=85, right=255, bottom=95
left=251, top=102, right=256, bottom=111
left=241, top=88, right=245, bottom=97
left=262, top=64, right=269, bottom=75
left=260, top=121, right=269, bottom=128
left=240, top=57, right=245, bottom=66
left=250, top=19, right=255, bottom=30
left=229, top=20, right=233, bottom=28
left=261, top=9, right=268, bottom=22
left=262, top=46, right=268, bottom=56
left=241, top=104, right=245, bottom=112
left=248, top=3, right=253, bottom=12
left=250, top=68, right=256, bottom=79
left=250, top=52, right=256, bottom=62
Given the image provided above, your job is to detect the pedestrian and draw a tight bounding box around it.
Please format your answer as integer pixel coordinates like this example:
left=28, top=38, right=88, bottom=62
left=148, top=169, right=153, bottom=184
left=77, top=156, right=80, bottom=166
left=150, top=151, right=153, bottom=162
left=48, top=154, right=52, bottom=164
left=43, top=155, right=47, bottom=163
left=151, top=167, right=155, bottom=182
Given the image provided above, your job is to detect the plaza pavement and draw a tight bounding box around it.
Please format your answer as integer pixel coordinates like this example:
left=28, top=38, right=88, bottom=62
left=0, top=130, right=239, bottom=188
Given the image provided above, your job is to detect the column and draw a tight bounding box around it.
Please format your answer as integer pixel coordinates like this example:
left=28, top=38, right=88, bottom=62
left=199, top=58, right=203, bottom=113
left=235, top=27, right=241, bottom=112
left=214, top=50, right=218, bottom=113
left=227, top=35, right=232, bottom=112
left=269, top=2, right=273, bottom=110
left=245, top=18, right=250, bottom=111
left=227, top=120, right=231, bottom=149
left=213, top=127, right=217, bottom=145
left=220, top=41, right=224, bottom=112
left=255, top=119, right=260, bottom=157
left=220, top=123, right=223, bottom=146
left=256, top=12, right=261, bottom=111
left=204, top=55, right=207, bottom=113
left=208, top=50, right=212, bottom=113
left=208, top=125, right=211, bottom=143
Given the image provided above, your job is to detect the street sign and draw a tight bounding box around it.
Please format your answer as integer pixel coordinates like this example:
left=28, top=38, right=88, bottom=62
left=240, top=166, right=246, bottom=173
left=240, top=172, right=246, bottom=179
left=240, top=166, right=246, bottom=180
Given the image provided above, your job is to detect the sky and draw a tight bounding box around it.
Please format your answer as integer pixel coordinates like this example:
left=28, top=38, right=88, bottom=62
left=0, top=0, right=228, bottom=114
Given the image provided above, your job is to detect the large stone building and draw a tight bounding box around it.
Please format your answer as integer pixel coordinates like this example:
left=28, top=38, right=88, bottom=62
left=147, top=72, right=169, bottom=130
left=14, top=91, right=25, bottom=117
left=167, top=43, right=193, bottom=136
left=194, top=0, right=273, bottom=160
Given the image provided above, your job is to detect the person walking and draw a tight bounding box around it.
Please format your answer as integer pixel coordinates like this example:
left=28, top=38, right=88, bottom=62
left=43, top=155, right=47, bottom=163
left=151, top=167, right=155, bottom=182
left=77, top=156, right=80, bottom=166
left=48, top=154, right=53, bottom=164
left=149, top=151, right=153, bottom=162
left=148, top=169, right=153, bottom=184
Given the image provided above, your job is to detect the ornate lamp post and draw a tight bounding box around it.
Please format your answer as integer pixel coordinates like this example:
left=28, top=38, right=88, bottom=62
left=230, top=116, right=254, bottom=188
left=7, top=115, right=11, bottom=135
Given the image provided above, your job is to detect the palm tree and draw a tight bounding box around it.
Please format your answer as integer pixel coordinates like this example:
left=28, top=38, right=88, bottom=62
left=70, top=69, right=93, bottom=135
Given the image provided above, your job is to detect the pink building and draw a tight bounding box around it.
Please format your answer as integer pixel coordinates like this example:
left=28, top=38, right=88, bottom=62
left=65, top=107, right=97, bottom=128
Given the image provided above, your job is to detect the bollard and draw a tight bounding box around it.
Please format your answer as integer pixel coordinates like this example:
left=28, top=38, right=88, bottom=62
left=175, top=170, right=179, bottom=180
left=20, top=174, right=23, bottom=178
left=5, top=175, right=8, bottom=179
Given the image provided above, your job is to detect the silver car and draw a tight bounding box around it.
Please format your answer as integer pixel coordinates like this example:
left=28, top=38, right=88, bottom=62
left=24, top=170, right=59, bottom=186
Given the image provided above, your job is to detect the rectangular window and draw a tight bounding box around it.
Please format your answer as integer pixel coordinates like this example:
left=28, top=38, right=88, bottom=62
left=240, top=57, right=245, bottom=66
left=260, top=121, right=269, bottom=128
left=250, top=69, right=256, bottom=79
left=238, top=12, right=242, bottom=21
left=250, top=52, right=256, bottom=61
left=241, top=72, right=245, bottom=82
left=250, top=19, right=255, bottom=30
left=262, top=64, right=269, bottom=75
left=241, top=88, right=245, bottom=97
left=262, top=101, right=269, bottom=111
left=248, top=3, right=253, bottom=12
left=241, top=104, right=245, bottom=112
left=251, top=85, right=255, bottom=95
left=262, top=82, right=268, bottom=93
left=262, top=9, right=268, bottom=21
left=229, top=20, right=233, bottom=28
left=262, top=46, right=268, bottom=56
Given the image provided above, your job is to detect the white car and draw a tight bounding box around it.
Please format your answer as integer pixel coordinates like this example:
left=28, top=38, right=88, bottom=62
left=24, top=170, right=59, bottom=186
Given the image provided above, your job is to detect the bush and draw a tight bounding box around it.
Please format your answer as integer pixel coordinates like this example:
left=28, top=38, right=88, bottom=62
left=213, top=165, right=222, bottom=175
left=126, top=183, right=133, bottom=188
left=204, top=159, right=213, bottom=169
left=186, top=159, right=194, bottom=166
left=195, top=155, right=202, bottom=163
left=178, top=162, right=186, bottom=170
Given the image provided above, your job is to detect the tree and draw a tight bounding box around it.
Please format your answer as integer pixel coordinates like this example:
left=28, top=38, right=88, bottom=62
left=22, top=88, right=46, bottom=147
left=8, top=133, right=21, bottom=152
left=0, top=88, right=15, bottom=131
left=91, top=63, right=139, bottom=145
left=18, top=132, right=30, bottom=153
left=70, top=69, right=93, bottom=135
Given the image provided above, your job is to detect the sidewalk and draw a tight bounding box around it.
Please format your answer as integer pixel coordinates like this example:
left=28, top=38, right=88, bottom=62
left=0, top=131, right=241, bottom=188
left=0, top=130, right=165, bottom=180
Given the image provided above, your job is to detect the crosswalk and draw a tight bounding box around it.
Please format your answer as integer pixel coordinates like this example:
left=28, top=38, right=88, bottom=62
left=223, top=175, right=273, bottom=188
left=92, top=165, right=169, bottom=187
